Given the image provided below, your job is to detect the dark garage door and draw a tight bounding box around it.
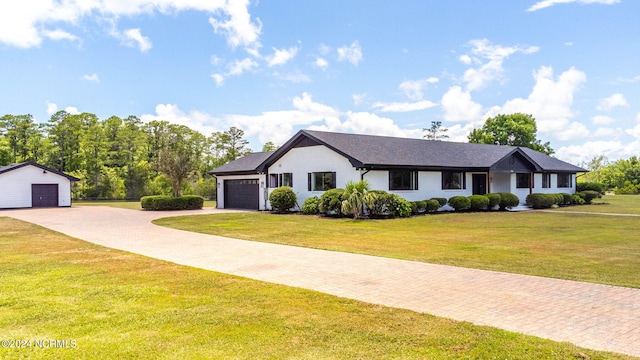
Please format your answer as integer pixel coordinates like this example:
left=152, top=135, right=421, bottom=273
left=32, top=184, right=59, bottom=208
left=224, top=179, right=259, bottom=209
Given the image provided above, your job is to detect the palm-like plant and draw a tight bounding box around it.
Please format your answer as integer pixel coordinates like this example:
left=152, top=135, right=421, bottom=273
left=341, top=180, right=372, bottom=219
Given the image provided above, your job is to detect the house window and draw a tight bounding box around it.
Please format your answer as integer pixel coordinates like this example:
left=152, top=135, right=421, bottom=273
left=516, top=173, right=530, bottom=189
left=308, top=172, right=336, bottom=191
left=557, top=173, right=572, bottom=188
left=442, top=171, right=465, bottom=190
left=389, top=171, right=418, bottom=190
left=542, top=173, right=551, bottom=188
left=269, top=173, right=293, bottom=188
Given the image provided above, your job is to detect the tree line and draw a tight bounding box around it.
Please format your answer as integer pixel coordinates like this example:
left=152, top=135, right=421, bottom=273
left=0, top=111, right=253, bottom=200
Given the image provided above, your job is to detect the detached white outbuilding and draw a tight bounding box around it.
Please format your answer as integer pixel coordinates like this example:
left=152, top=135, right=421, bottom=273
left=0, top=162, right=79, bottom=209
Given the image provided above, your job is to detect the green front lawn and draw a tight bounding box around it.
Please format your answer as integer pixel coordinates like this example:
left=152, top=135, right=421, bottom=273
left=155, top=205, right=640, bottom=288
left=0, top=218, right=632, bottom=359
left=554, top=194, right=640, bottom=215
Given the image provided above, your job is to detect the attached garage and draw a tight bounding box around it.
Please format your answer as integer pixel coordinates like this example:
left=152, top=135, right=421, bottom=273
left=209, top=152, right=273, bottom=210
left=0, top=162, right=79, bottom=209
left=224, top=179, right=260, bottom=209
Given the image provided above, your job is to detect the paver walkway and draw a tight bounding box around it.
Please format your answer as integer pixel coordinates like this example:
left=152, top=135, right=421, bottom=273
left=3, top=206, right=640, bottom=357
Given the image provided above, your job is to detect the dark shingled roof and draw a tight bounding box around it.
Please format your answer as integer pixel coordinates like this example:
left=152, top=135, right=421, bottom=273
left=209, top=151, right=275, bottom=175
left=209, top=130, right=585, bottom=174
left=0, top=161, right=80, bottom=181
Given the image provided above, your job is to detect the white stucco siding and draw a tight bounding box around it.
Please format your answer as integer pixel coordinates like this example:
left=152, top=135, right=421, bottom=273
left=215, top=174, right=267, bottom=210
left=267, top=145, right=360, bottom=207
left=0, top=165, right=72, bottom=208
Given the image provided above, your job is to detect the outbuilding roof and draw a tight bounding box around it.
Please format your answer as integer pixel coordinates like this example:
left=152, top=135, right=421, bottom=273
left=209, top=151, right=275, bottom=175
left=209, top=130, right=585, bottom=175
left=0, top=161, right=81, bottom=181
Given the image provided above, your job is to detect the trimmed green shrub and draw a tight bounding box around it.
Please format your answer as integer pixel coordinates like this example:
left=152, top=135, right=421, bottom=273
left=431, top=197, right=447, bottom=207
left=391, top=194, right=412, bottom=218
left=319, top=188, right=345, bottom=216
left=560, top=193, right=573, bottom=205
left=468, top=195, right=490, bottom=211
left=366, top=190, right=392, bottom=218
left=485, top=193, right=501, bottom=209
left=577, top=182, right=606, bottom=195
left=614, top=181, right=640, bottom=195
left=141, top=195, right=204, bottom=210
left=301, top=196, right=320, bottom=215
left=448, top=196, right=471, bottom=211
left=526, top=193, right=556, bottom=209
left=269, top=186, right=297, bottom=213
left=577, top=190, right=600, bottom=204
left=572, top=194, right=585, bottom=205
left=496, top=192, right=519, bottom=210
left=411, top=200, right=427, bottom=215
left=425, top=199, right=441, bottom=213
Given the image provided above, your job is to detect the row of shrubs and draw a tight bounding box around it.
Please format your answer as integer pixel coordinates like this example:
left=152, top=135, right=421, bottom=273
left=525, top=190, right=600, bottom=209
left=141, top=195, right=204, bottom=210
left=299, top=188, right=414, bottom=218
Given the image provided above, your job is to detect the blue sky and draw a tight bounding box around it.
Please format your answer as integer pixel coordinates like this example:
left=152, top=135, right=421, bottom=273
left=1, top=0, right=638, bottom=165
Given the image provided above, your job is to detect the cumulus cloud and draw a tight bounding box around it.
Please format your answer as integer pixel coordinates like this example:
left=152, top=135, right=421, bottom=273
left=399, top=77, right=439, bottom=101
left=0, top=1, right=261, bottom=51
left=122, top=28, right=152, bottom=52
left=441, top=86, right=484, bottom=123
left=556, top=140, right=636, bottom=164
left=527, top=0, right=620, bottom=12
left=140, top=103, right=224, bottom=136
left=227, top=58, right=258, bottom=75
left=337, top=40, right=363, bottom=65
left=591, top=115, right=615, bottom=125
left=266, top=46, right=298, bottom=66
left=487, top=66, right=588, bottom=140
left=461, top=39, right=539, bottom=91
left=596, top=93, right=628, bottom=111
left=373, top=100, right=438, bottom=113
left=352, top=93, right=368, bottom=106
left=315, top=57, right=329, bottom=70
left=45, top=101, right=80, bottom=116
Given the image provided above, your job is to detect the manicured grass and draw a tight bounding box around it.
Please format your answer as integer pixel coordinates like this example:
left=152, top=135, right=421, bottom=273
left=0, top=218, right=632, bottom=359
left=155, top=209, right=640, bottom=288
left=553, top=194, right=640, bottom=215
left=74, top=199, right=216, bottom=210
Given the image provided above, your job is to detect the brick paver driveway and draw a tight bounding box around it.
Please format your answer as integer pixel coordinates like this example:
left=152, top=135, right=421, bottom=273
left=4, top=206, right=640, bottom=357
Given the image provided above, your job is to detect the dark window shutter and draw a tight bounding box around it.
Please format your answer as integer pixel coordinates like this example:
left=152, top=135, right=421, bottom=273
left=308, top=173, right=312, bottom=191
left=331, top=172, right=336, bottom=188
left=414, top=171, right=419, bottom=190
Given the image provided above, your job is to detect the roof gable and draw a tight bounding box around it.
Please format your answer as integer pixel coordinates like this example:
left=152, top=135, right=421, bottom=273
left=0, top=162, right=80, bottom=181
left=209, top=151, right=274, bottom=175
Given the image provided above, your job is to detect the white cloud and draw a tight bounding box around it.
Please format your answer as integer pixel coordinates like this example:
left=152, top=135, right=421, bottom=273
left=527, top=0, right=620, bottom=12
left=458, top=54, right=472, bottom=65
left=441, top=86, right=484, bottom=123
left=556, top=140, right=635, bottom=164
left=626, top=123, right=640, bottom=140
left=399, top=77, right=439, bottom=101
left=212, top=73, right=225, bottom=87
left=45, top=101, right=80, bottom=115
left=122, top=28, right=152, bottom=52
left=227, top=58, right=258, bottom=76
left=487, top=66, right=588, bottom=140
left=591, top=115, right=615, bottom=125
left=82, top=73, right=100, bottom=82
left=461, top=39, right=540, bottom=91
left=273, top=71, right=311, bottom=83
left=352, top=93, right=368, bottom=106
left=42, top=28, right=80, bottom=43
left=140, top=103, right=224, bottom=136
left=596, top=93, right=628, bottom=111
left=208, top=0, right=262, bottom=50
left=267, top=46, right=298, bottom=66
left=0, top=1, right=261, bottom=50
left=337, top=41, right=363, bottom=66
left=373, top=100, right=438, bottom=113
left=315, top=57, right=329, bottom=69
left=210, top=55, right=223, bottom=66
left=593, top=127, right=623, bottom=138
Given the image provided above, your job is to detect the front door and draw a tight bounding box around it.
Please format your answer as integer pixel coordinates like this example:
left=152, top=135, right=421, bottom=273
left=472, top=174, right=487, bottom=195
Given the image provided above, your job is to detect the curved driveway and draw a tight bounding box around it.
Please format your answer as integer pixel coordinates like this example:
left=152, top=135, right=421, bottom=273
left=3, top=206, right=640, bottom=357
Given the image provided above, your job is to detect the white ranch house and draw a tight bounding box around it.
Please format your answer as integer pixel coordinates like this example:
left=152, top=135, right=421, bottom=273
left=210, top=130, right=585, bottom=210
left=0, top=162, right=79, bottom=209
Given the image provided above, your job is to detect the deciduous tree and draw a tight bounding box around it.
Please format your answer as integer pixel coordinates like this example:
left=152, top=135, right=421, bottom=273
left=468, top=113, right=553, bottom=154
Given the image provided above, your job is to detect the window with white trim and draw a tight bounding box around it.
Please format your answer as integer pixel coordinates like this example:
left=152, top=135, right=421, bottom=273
left=442, top=171, right=465, bottom=190
left=308, top=172, right=336, bottom=191
left=389, top=170, right=418, bottom=190
left=557, top=173, right=572, bottom=188
left=269, top=173, right=293, bottom=188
